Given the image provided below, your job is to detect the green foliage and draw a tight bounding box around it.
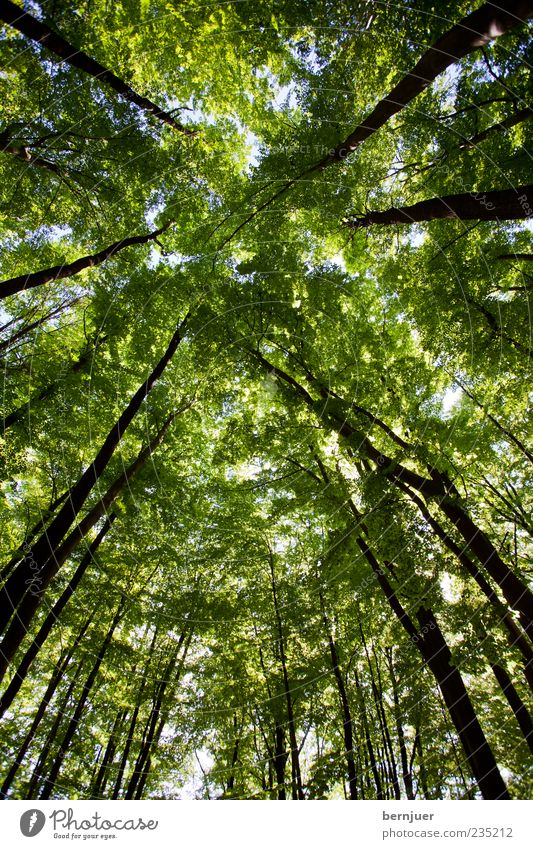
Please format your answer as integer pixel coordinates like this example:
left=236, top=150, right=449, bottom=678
left=0, top=0, right=531, bottom=802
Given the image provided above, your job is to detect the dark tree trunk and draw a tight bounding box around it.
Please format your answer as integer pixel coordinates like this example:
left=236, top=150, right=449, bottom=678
left=248, top=350, right=533, bottom=637
left=416, top=606, right=510, bottom=799
left=219, top=2, right=533, bottom=243
left=396, top=481, right=533, bottom=692
left=273, top=723, right=288, bottom=800
left=0, top=615, right=90, bottom=798
left=317, top=2, right=533, bottom=168
left=91, top=709, right=127, bottom=797
left=355, top=537, right=510, bottom=799
left=0, top=490, right=69, bottom=584
left=0, top=1, right=194, bottom=135
left=226, top=714, right=240, bottom=792
left=490, top=663, right=533, bottom=756
left=353, top=666, right=383, bottom=799
left=368, top=643, right=401, bottom=799
left=26, top=660, right=83, bottom=798
left=0, top=316, right=187, bottom=666
left=39, top=601, right=124, bottom=799
left=111, top=629, right=159, bottom=799
left=322, top=611, right=358, bottom=799
left=346, top=186, right=533, bottom=227
left=438, top=498, right=533, bottom=642
left=385, top=647, right=415, bottom=799
left=0, top=517, right=115, bottom=717
left=268, top=550, right=304, bottom=800
left=0, top=222, right=172, bottom=300
left=124, top=629, right=190, bottom=799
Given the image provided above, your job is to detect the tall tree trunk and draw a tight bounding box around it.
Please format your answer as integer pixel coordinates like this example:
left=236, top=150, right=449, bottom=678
left=0, top=1, right=194, bottom=135
left=26, top=660, right=84, bottom=798
left=385, top=647, right=415, bottom=799
left=273, top=723, right=288, bottom=800
left=0, top=615, right=91, bottom=798
left=111, top=628, right=159, bottom=799
left=321, top=603, right=358, bottom=799
left=39, top=600, right=124, bottom=799
left=0, top=489, right=69, bottom=584
left=366, top=639, right=401, bottom=800
left=248, top=350, right=533, bottom=636
left=356, top=534, right=509, bottom=798
left=226, top=714, right=240, bottom=793
left=91, top=708, right=128, bottom=797
left=0, top=407, right=180, bottom=690
left=396, top=481, right=533, bottom=691
left=268, top=549, right=304, bottom=800
left=0, top=222, right=172, bottom=300
left=316, top=1, right=533, bottom=167
left=0, top=516, right=115, bottom=717
left=490, top=663, right=533, bottom=756
left=353, top=666, right=383, bottom=799
left=223, top=0, right=533, bottom=243
left=346, top=186, right=533, bottom=227
left=124, top=629, right=190, bottom=799
left=0, top=316, right=187, bottom=666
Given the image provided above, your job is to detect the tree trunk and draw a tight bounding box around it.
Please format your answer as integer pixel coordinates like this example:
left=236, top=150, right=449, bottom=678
left=346, top=186, right=533, bottom=227
left=91, top=709, right=127, bottom=797
left=39, top=600, right=123, bottom=799
left=0, top=316, right=187, bottom=661
left=26, top=660, right=83, bottom=798
left=111, top=628, right=159, bottom=799
left=320, top=596, right=358, bottom=799
left=316, top=1, right=533, bottom=168
left=0, top=516, right=115, bottom=717
left=0, top=1, right=194, bottom=135
left=355, top=537, right=510, bottom=799
left=490, top=663, right=533, bottom=756
left=385, top=647, right=415, bottom=799
left=367, top=640, right=401, bottom=799
left=0, top=614, right=90, bottom=798
left=396, top=481, right=533, bottom=691
left=248, top=350, right=533, bottom=637
left=353, top=666, right=383, bottom=799
left=0, top=489, right=69, bottom=584
left=226, top=714, right=240, bottom=793
left=268, top=549, right=304, bottom=800
left=273, top=723, right=288, bottom=800
left=0, top=222, right=172, bottom=300
left=124, top=629, right=190, bottom=799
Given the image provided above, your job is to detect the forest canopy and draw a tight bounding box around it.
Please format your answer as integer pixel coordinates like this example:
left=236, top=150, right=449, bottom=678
left=0, top=0, right=532, bottom=801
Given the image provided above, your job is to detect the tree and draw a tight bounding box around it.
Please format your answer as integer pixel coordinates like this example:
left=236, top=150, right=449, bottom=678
left=1, top=0, right=531, bottom=801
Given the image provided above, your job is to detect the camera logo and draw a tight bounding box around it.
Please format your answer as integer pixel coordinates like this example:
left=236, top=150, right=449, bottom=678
left=20, top=809, right=46, bottom=837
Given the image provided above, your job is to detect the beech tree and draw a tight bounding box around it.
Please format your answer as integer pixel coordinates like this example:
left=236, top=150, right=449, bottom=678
left=0, top=0, right=531, bottom=801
